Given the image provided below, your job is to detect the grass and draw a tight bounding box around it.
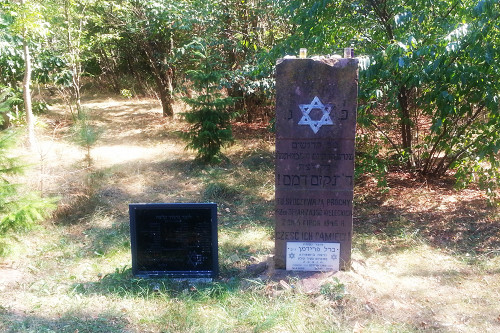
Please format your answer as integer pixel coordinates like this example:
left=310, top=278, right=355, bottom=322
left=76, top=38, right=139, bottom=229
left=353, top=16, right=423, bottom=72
left=0, top=96, right=499, bottom=332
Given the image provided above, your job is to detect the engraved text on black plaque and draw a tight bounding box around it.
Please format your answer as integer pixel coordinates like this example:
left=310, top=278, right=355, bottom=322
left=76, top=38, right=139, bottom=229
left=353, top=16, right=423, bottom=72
left=129, top=203, right=218, bottom=279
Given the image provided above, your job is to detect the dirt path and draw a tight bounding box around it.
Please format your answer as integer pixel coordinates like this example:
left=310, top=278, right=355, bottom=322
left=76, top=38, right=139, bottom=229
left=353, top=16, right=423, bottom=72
left=21, top=97, right=201, bottom=216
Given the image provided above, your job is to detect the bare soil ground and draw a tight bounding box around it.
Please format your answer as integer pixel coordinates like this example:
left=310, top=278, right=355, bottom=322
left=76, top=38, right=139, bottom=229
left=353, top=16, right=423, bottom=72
left=1, top=96, right=499, bottom=332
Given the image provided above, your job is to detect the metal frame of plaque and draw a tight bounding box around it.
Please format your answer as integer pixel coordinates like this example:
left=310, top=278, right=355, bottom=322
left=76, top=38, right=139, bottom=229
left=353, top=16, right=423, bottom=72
left=129, top=203, right=218, bottom=279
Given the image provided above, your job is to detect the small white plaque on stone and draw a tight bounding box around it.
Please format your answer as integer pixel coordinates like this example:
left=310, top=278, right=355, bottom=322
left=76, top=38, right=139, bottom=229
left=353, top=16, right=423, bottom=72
left=286, top=242, right=340, bottom=271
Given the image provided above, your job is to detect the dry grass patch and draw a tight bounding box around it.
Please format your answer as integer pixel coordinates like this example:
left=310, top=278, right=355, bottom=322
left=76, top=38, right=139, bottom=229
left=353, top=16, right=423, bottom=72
left=340, top=245, right=500, bottom=332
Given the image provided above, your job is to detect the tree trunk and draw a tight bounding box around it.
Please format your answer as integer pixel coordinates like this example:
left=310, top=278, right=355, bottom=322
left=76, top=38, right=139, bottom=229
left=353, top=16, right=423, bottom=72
left=141, top=41, right=174, bottom=117
left=130, top=3, right=175, bottom=117
left=65, top=0, right=82, bottom=117
left=73, top=65, right=82, bottom=115
left=21, top=0, right=36, bottom=149
left=398, top=86, right=413, bottom=168
left=156, top=75, right=174, bottom=117
left=99, top=48, right=120, bottom=93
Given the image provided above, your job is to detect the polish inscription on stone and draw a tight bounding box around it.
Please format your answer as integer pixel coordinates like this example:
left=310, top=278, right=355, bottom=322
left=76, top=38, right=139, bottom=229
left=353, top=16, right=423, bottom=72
left=275, top=57, right=358, bottom=270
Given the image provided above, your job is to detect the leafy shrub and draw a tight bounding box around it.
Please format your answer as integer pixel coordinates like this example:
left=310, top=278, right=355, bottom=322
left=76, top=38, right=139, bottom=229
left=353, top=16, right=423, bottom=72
left=320, top=278, right=346, bottom=301
left=0, top=86, right=22, bottom=129
left=71, top=108, right=102, bottom=167
left=0, top=131, right=56, bottom=236
left=182, top=40, right=237, bottom=164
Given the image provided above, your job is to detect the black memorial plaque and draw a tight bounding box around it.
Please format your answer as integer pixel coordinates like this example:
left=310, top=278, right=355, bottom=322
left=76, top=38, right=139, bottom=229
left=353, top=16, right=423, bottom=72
left=275, top=57, right=358, bottom=270
left=130, top=203, right=218, bottom=279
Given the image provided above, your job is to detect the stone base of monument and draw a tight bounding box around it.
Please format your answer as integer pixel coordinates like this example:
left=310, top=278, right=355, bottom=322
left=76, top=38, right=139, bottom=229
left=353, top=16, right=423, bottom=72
left=244, top=256, right=338, bottom=294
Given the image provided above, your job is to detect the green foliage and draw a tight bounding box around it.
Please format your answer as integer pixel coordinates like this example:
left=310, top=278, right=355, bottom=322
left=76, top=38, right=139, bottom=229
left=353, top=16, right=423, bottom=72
left=0, top=86, right=22, bottom=128
left=182, top=40, right=237, bottom=163
left=0, top=85, right=49, bottom=130
left=2, top=0, right=498, bottom=198
left=206, top=0, right=279, bottom=122
left=455, top=154, right=500, bottom=205
left=84, top=0, right=202, bottom=116
left=71, top=108, right=102, bottom=167
left=320, top=278, right=346, bottom=301
left=0, top=131, right=55, bottom=236
left=280, top=0, right=500, bottom=199
left=7, top=0, right=50, bottom=40
left=0, top=2, right=25, bottom=87
left=120, top=89, right=132, bottom=99
left=32, top=50, right=71, bottom=86
left=354, top=141, right=389, bottom=189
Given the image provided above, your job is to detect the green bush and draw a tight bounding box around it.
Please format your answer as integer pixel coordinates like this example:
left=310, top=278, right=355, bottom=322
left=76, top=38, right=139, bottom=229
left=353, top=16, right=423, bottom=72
left=0, top=86, right=22, bottom=129
left=71, top=108, right=102, bottom=167
left=0, top=131, right=56, bottom=236
left=182, top=40, right=238, bottom=164
left=320, top=278, right=346, bottom=301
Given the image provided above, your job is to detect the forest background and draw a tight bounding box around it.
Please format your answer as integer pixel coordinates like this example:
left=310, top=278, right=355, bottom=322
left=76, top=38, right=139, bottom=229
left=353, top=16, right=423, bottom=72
left=1, top=0, right=500, bottom=186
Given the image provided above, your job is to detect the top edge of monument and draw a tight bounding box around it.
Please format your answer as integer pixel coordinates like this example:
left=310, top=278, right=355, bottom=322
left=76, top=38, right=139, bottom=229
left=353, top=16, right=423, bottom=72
left=276, top=56, right=358, bottom=67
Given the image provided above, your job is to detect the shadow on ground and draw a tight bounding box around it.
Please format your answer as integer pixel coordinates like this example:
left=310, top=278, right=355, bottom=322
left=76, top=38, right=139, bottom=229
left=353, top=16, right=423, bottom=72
left=0, top=310, right=130, bottom=333
left=72, top=266, right=240, bottom=300
left=354, top=172, right=499, bottom=258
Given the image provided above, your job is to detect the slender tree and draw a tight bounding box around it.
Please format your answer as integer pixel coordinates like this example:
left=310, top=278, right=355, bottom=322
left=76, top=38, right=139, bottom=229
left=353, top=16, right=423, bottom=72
left=20, top=0, right=35, bottom=148
left=5, top=0, right=49, bottom=148
left=63, top=0, right=85, bottom=116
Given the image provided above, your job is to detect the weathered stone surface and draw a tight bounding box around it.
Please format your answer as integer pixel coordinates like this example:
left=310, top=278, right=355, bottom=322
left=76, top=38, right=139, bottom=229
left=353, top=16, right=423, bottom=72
left=275, top=58, right=358, bottom=140
left=275, top=57, right=358, bottom=270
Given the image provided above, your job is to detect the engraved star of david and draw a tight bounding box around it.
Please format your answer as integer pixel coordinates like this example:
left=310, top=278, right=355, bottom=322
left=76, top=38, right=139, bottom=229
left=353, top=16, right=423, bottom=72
left=298, top=96, right=334, bottom=134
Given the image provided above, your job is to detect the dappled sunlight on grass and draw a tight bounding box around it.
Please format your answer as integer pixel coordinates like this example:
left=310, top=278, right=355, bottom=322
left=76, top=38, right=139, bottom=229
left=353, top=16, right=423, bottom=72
left=346, top=243, right=500, bottom=331
left=218, top=227, right=273, bottom=277
left=92, top=144, right=176, bottom=167
left=219, top=228, right=273, bottom=256
left=0, top=309, right=128, bottom=333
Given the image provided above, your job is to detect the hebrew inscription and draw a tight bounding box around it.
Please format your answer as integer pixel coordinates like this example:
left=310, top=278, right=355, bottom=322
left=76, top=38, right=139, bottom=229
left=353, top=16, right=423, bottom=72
left=286, top=242, right=340, bottom=271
